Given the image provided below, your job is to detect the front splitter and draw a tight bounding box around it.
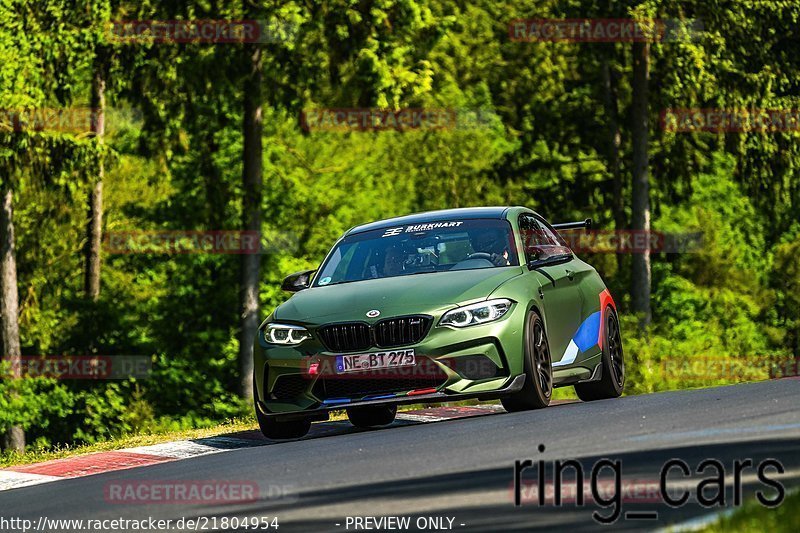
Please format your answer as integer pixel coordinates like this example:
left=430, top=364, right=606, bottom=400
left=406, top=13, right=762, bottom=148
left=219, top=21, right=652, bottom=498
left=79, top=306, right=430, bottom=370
left=257, top=374, right=526, bottom=422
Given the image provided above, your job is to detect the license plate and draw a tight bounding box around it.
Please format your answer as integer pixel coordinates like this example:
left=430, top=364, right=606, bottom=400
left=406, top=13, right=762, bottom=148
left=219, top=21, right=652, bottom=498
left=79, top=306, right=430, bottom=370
left=336, top=349, right=416, bottom=373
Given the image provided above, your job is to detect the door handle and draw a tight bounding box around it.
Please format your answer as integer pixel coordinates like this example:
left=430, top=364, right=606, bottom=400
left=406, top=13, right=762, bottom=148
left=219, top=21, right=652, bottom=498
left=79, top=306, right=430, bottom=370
left=566, top=269, right=575, bottom=281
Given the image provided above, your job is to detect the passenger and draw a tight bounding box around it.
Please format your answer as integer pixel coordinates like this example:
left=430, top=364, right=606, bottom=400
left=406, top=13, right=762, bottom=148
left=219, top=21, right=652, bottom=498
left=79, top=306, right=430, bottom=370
left=469, top=228, right=510, bottom=266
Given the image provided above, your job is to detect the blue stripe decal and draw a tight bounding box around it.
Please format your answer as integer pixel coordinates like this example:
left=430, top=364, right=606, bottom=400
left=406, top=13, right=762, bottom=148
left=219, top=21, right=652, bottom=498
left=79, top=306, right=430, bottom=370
left=573, top=311, right=601, bottom=352
left=322, top=398, right=351, bottom=405
left=363, top=394, right=396, bottom=401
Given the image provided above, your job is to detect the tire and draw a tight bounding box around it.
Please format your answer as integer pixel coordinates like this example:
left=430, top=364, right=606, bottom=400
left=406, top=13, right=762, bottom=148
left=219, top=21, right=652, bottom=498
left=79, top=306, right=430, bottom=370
left=575, top=306, right=625, bottom=401
left=347, top=405, right=397, bottom=428
left=502, top=311, right=552, bottom=412
left=254, top=374, right=311, bottom=439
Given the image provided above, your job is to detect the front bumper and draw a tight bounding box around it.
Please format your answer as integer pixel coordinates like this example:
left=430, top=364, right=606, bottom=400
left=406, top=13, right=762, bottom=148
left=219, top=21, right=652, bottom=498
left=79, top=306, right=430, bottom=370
left=255, top=374, right=526, bottom=421
left=254, top=304, right=527, bottom=418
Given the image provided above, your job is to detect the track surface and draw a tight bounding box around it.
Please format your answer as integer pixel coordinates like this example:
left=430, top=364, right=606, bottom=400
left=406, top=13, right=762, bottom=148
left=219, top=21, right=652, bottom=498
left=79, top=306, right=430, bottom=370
left=1, top=379, right=799, bottom=532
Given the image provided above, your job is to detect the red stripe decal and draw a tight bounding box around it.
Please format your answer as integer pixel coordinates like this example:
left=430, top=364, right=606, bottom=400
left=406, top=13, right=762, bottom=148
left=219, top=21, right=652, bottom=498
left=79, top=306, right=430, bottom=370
left=407, top=388, right=438, bottom=396
left=7, top=451, right=172, bottom=478
left=598, top=289, right=616, bottom=349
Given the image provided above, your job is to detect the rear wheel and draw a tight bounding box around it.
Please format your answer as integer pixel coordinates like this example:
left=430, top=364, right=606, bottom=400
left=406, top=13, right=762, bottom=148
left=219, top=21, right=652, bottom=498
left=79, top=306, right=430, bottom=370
left=347, top=405, right=397, bottom=428
left=254, top=375, right=311, bottom=439
left=575, top=306, right=624, bottom=401
left=502, top=311, right=552, bottom=412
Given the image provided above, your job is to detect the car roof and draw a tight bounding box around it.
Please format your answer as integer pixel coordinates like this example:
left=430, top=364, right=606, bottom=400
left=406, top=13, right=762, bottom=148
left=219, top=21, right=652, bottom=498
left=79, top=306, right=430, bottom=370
left=345, top=206, right=533, bottom=236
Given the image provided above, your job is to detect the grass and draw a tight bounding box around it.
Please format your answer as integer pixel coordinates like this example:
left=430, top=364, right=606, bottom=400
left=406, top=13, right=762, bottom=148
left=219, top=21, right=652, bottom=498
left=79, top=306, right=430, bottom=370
left=698, top=490, right=800, bottom=532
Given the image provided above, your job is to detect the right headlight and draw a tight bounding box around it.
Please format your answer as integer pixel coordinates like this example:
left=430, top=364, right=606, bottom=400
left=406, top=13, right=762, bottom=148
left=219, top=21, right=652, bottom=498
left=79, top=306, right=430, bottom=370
left=439, top=299, right=514, bottom=328
left=262, top=323, right=311, bottom=345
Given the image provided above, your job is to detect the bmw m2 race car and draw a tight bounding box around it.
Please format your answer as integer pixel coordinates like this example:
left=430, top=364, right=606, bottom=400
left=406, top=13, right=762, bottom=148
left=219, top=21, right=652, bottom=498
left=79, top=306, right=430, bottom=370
left=253, top=207, right=624, bottom=439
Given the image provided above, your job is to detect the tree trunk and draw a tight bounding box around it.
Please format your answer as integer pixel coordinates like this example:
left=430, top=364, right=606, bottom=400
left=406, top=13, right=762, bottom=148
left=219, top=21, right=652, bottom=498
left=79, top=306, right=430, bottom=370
left=601, top=54, right=625, bottom=272
left=238, top=41, right=263, bottom=399
left=84, top=51, right=105, bottom=301
left=631, top=41, right=652, bottom=326
left=1, top=186, right=24, bottom=453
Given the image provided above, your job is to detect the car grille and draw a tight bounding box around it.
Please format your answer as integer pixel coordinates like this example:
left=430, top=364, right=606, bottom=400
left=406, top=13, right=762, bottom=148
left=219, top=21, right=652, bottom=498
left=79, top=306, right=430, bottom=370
left=317, top=323, right=372, bottom=352
left=270, top=374, right=308, bottom=400
left=374, top=316, right=430, bottom=348
left=312, top=358, right=448, bottom=400
left=317, top=315, right=432, bottom=353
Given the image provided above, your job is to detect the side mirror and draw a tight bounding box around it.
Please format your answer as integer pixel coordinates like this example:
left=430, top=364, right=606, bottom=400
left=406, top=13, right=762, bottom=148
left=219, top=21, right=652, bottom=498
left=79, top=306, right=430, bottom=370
left=526, top=245, right=545, bottom=264
left=281, top=269, right=316, bottom=292
left=527, top=251, right=573, bottom=269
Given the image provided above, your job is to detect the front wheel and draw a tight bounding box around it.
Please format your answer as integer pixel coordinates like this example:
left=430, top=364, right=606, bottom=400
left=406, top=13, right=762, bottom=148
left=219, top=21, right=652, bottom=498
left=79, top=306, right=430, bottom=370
left=257, top=414, right=311, bottom=440
left=502, top=311, right=552, bottom=412
left=254, top=375, right=311, bottom=439
left=347, top=405, right=397, bottom=428
left=575, top=306, right=625, bottom=401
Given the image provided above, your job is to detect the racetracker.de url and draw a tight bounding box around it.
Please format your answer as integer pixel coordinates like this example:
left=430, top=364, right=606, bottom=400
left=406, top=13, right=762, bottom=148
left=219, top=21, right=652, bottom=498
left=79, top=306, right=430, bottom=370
left=0, top=515, right=279, bottom=532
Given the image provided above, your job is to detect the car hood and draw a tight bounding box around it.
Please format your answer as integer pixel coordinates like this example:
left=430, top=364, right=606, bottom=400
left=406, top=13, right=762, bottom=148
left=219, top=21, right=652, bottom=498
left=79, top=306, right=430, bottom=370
left=274, top=267, right=524, bottom=324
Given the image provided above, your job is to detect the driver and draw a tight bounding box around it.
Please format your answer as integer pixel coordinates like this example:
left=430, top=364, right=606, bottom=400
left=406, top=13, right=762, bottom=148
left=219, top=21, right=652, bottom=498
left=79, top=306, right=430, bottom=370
left=382, top=245, right=406, bottom=276
left=469, top=228, right=510, bottom=266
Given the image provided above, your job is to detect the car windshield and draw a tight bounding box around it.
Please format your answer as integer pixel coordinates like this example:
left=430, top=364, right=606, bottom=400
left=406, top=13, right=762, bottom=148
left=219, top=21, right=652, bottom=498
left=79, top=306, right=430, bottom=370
left=315, top=219, right=519, bottom=286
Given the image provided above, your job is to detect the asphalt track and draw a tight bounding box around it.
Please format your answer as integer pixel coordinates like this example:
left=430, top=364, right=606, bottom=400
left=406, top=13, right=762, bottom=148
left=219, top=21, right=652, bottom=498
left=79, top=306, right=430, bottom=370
left=1, top=378, right=799, bottom=532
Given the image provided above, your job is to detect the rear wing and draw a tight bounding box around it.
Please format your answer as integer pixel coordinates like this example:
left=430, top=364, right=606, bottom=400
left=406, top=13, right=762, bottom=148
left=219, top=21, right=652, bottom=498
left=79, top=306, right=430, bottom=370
left=551, top=218, right=592, bottom=232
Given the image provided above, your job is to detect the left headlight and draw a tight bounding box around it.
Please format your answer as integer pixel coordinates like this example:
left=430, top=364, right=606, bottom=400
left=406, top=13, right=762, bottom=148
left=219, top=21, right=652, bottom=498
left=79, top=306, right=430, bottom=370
left=263, top=323, right=311, bottom=345
left=439, top=299, right=514, bottom=328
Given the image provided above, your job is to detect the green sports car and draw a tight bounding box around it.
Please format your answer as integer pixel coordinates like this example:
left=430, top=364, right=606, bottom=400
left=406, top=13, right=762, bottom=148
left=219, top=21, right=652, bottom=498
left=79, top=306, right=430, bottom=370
left=253, top=206, right=624, bottom=439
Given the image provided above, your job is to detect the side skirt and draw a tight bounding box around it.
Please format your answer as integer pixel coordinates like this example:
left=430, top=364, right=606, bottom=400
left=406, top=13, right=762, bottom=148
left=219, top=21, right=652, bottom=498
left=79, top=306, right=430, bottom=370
left=552, top=353, right=603, bottom=387
left=579, top=362, right=603, bottom=383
